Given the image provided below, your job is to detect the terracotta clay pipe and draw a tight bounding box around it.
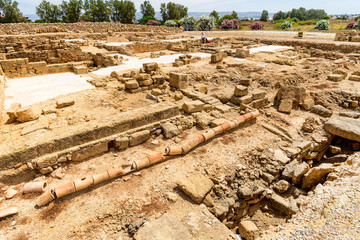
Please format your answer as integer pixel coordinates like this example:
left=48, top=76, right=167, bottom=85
left=0, top=206, right=19, bottom=219
left=37, top=155, right=164, bottom=207
left=165, top=110, right=260, bottom=156
left=24, top=181, right=47, bottom=193
left=36, top=111, right=260, bottom=207
left=36, top=165, right=125, bottom=207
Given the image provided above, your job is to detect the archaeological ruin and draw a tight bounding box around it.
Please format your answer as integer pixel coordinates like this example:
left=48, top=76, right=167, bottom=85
left=0, top=22, right=359, bottom=240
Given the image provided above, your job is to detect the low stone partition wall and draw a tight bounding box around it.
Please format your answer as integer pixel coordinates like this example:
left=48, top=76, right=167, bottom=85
left=234, top=37, right=360, bottom=53
left=335, top=31, right=360, bottom=42
left=0, top=102, right=179, bottom=172
left=101, top=38, right=226, bottom=55
left=0, top=58, right=93, bottom=78
left=5, top=47, right=93, bottom=64
left=2, top=114, right=182, bottom=183
left=0, top=68, right=5, bottom=124
left=103, top=42, right=169, bottom=55
left=0, top=22, right=183, bottom=35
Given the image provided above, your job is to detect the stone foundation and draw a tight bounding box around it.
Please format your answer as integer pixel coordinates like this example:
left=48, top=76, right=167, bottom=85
left=0, top=67, right=5, bottom=124
left=0, top=102, right=179, bottom=171
left=0, top=22, right=182, bottom=35
left=234, top=36, right=360, bottom=53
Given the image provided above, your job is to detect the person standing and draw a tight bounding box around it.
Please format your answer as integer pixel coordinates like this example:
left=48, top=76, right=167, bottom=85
left=201, top=32, right=206, bottom=44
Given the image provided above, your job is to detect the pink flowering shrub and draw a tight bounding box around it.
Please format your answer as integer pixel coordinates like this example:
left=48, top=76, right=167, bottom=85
left=220, top=19, right=240, bottom=30
left=250, top=21, right=264, bottom=30
left=147, top=20, right=161, bottom=26
left=346, top=21, right=356, bottom=29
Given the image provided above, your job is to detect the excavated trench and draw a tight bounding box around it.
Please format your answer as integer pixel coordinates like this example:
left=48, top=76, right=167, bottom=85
left=202, top=134, right=359, bottom=238
left=1, top=27, right=360, bottom=239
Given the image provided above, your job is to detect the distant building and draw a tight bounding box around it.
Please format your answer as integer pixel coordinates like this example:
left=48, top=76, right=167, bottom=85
left=0, top=14, right=31, bottom=22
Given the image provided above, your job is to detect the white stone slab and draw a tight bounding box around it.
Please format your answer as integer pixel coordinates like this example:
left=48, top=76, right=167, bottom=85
left=4, top=73, right=94, bottom=109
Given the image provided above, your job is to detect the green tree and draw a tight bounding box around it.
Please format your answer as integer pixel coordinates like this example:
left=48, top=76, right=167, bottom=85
left=260, top=10, right=269, bottom=22
left=83, top=0, right=111, bottom=22
left=284, top=8, right=327, bottom=21
left=111, top=0, right=136, bottom=23
left=160, top=2, right=187, bottom=21
left=307, top=8, right=327, bottom=20
left=60, top=0, right=83, bottom=23
left=140, top=1, right=154, bottom=18
left=273, top=11, right=285, bottom=21
left=231, top=11, right=238, bottom=19
left=36, top=0, right=61, bottom=23
left=80, top=0, right=92, bottom=21
left=209, top=10, right=219, bottom=22
left=0, top=0, right=24, bottom=23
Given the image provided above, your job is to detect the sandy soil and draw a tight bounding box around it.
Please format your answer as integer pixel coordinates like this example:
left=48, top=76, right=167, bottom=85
left=1, top=29, right=360, bottom=240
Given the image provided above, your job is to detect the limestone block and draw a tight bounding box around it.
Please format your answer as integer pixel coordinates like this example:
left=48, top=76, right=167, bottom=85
left=210, top=53, right=223, bottom=63
left=235, top=49, right=250, bottom=58
left=161, top=122, right=179, bottom=139
left=129, top=130, right=150, bottom=147
left=311, top=105, right=333, bottom=118
left=324, top=117, right=360, bottom=142
left=134, top=213, right=193, bottom=240
left=56, top=97, right=75, bottom=108
left=234, top=85, right=248, bottom=97
left=114, top=137, right=129, bottom=150
left=327, top=74, right=344, bottom=82
left=302, top=163, right=334, bottom=190
left=72, top=142, right=109, bottom=162
left=238, top=220, right=259, bottom=240
left=182, top=100, right=205, bottom=113
left=169, top=72, right=189, bottom=89
left=177, top=173, right=214, bottom=204
left=16, top=106, right=41, bottom=123
left=278, top=99, right=293, bottom=114
left=125, top=80, right=139, bottom=90
left=231, top=95, right=253, bottom=105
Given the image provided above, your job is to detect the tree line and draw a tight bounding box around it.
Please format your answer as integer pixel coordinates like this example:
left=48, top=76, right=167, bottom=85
left=0, top=1, right=329, bottom=24
left=0, top=0, right=27, bottom=23
left=35, top=0, right=190, bottom=24
left=273, top=7, right=327, bottom=21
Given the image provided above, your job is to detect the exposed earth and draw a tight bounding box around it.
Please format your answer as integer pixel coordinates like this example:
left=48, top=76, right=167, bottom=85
left=0, top=23, right=360, bottom=240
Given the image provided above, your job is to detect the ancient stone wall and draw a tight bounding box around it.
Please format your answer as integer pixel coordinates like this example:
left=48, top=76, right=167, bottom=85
left=0, top=22, right=182, bottom=35
left=235, top=37, right=360, bottom=53
left=0, top=67, right=5, bottom=124
left=2, top=42, right=93, bottom=64
left=0, top=58, right=92, bottom=78
left=0, top=102, right=179, bottom=171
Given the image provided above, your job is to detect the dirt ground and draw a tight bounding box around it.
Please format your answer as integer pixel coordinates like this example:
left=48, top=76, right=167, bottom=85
left=1, top=29, right=360, bottom=240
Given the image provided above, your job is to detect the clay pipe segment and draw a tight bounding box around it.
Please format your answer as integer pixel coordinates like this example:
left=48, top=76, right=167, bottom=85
left=93, top=171, right=111, bottom=185
left=74, top=176, right=95, bottom=192
left=107, top=167, right=124, bottom=179
left=181, top=134, right=205, bottom=154
left=236, top=115, right=246, bottom=125
left=201, top=129, right=216, bottom=141
left=229, top=120, right=237, bottom=129
left=54, top=182, right=76, bottom=199
left=36, top=189, right=56, bottom=207
left=221, top=122, right=231, bottom=132
left=134, top=157, right=151, bottom=171
left=147, top=153, right=165, bottom=165
left=23, top=181, right=47, bottom=193
left=245, top=110, right=260, bottom=120
left=213, top=125, right=224, bottom=135
left=232, top=119, right=240, bottom=128
left=0, top=206, right=19, bottom=219
left=165, top=146, right=183, bottom=156
left=74, top=166, right=125, bottom=192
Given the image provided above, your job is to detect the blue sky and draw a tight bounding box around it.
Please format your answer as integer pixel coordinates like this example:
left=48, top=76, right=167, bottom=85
left=18, top=0, right=359, bottom=15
